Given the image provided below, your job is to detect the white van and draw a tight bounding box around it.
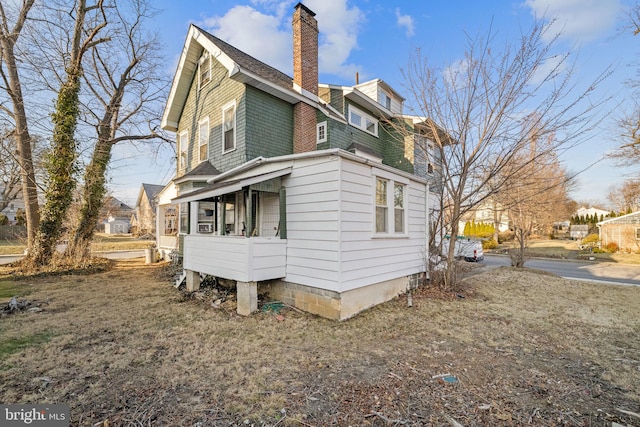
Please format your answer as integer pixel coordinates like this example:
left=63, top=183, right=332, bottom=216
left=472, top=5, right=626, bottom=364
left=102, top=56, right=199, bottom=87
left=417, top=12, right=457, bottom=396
left=441, top=236, right=484, bottom=262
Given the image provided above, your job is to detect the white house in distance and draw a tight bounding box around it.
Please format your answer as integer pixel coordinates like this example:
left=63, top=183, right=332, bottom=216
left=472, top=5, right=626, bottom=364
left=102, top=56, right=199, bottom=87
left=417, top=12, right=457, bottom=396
left=160, top=3, right=440, bottom=319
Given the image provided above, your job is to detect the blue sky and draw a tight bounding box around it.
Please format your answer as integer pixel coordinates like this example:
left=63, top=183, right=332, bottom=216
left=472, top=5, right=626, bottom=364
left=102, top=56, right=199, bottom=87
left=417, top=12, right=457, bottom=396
left=109, top=0, right=638, bottom=208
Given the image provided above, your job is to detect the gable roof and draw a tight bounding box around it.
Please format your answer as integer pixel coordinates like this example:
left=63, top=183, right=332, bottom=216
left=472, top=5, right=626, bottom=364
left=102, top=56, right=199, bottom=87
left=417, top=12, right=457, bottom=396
left=137, top=183, right=165, bottom=211
left=597, top=211, right=640, bottom=226
left=162, top=25, right=345, bottom=132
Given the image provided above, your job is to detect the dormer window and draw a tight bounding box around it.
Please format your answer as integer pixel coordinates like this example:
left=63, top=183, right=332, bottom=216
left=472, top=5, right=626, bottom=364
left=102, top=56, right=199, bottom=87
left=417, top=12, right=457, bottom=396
left=348, top=104, right=378, bottom=137
left=199, top=52, right=211, bottom=88
left=380, top=92, right=392, bottom=110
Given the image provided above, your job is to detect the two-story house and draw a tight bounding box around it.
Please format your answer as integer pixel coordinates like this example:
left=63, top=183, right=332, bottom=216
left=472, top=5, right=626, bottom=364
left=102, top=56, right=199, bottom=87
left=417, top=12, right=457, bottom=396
left=158, top=3, right=442, bottom=320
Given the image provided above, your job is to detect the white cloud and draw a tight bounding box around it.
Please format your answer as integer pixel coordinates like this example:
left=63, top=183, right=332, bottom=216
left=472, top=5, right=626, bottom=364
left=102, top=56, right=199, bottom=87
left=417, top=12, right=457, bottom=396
left=395, top=8, right=415, bottom=37
left=305, top=0, right=366, bottom=80
left=198, top=1, right=366, bottom=81
left=200, top=5, right=292, bottom=73
left=524, top=0, right=622, bottom=43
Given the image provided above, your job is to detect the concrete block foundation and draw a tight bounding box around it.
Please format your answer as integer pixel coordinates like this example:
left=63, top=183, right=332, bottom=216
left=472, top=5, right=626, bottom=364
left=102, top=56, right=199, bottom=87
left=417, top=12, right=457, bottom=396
left=262, top=276, right=411, bottom=320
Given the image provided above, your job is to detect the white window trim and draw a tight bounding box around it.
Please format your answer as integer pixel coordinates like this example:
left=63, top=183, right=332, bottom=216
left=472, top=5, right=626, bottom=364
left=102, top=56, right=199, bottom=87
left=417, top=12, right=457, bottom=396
left=222, top=100, right=237, bottom=154
left=348, top=104, right=378, bottom=137
left=198, top=117, right=209, bottom=162
left=178, top=130, right=188, bottom=171
left=316, top=121, right=327, bottom=144
left=372, top=174, right=409, bottom=238
left=198, top=52, right=211, bottom=89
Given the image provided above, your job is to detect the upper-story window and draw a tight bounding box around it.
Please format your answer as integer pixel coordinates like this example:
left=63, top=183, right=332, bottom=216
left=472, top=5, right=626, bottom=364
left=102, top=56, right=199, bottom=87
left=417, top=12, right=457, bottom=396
left=222, top=100, right=236, bottom=153
left=199, top=52, right=211, bottom=88
left=348, top=104, right=378, bottom=137
left=178, top=130, right=188, bottom=171
left=198, top=117, right=209, bottom=162
left=380, top=91, right=392, bottom=110
left=316, top=121, right=327, bottom=144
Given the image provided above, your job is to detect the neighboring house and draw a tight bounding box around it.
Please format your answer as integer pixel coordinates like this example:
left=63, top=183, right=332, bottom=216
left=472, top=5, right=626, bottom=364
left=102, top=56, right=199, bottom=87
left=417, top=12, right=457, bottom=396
left=597, top=211, right=640, bottom=252
left=101, top=197, right=133, bottom=234
left=104, top=216, right=130, bottom=234
left=0, top=190, right=24, bottom=225
left=156, top=182, right=179, bottom=260
left=131, top=183, right=165, bottom=236
left=160, top=3, right=442, bottom=319
left=575, top=206, right=609, bottom=221
left=569, top=224, right=589, bottom=240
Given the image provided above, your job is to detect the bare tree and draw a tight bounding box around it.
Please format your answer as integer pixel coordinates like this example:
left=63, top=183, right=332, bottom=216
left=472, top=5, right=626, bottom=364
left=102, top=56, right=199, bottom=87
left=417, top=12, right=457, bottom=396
left=401, top=20, right=609, bottom=289
left=611, top=3, right=640, bottom=165
left=66, top=0, right=170, bottom=261
left=0, top=129, right=46, bottom=213
left=498, top=126, right=574, bottom=267
left=607, top=179, right=640, bottom=213
left=29, top=0, right=109, bottom=266
left=0, top=0, right=40, bottom=249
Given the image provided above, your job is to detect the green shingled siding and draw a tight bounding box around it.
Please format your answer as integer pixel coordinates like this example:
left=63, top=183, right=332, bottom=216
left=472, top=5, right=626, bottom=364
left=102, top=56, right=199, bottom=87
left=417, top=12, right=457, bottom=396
left=177, top=56, right=247, bottom=175
left=245, top=86, right=294, bottom=159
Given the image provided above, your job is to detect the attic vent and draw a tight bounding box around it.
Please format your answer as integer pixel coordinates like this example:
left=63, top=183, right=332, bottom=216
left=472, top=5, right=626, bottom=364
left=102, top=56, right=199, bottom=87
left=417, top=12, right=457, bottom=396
left=199, top=52, right=211, bottom=87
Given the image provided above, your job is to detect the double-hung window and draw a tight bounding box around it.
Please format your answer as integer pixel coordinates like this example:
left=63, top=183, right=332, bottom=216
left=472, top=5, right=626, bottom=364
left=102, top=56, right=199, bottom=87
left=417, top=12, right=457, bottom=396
left=374, top=173, right=407, bottom=236
left=178, top=131, right=188, bottom=171
left=198, top=117, right=209, bottom=162
left=222, top=101, right=236, bottom=153
left=199, top=53, right=211, bottom=88
left=348, top=104, right=378, bottom=137
left=316, top=121, right=327, bottom=144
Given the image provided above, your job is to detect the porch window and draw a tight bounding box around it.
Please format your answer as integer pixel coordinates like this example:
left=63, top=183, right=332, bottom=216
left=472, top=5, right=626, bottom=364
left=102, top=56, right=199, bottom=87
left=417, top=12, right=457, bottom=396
left=198, top=117, right=209, bottom=162
left=179, top=202, right=189, bottom=234
left=636, top=227, right=640, bottom=239
left=164, top=206, right=177, bottom=235
left=197, top=201, right=215, bottom=234
left=224, top=195, right=236, bottom=235
left=222, top=101, right=236, bottom=153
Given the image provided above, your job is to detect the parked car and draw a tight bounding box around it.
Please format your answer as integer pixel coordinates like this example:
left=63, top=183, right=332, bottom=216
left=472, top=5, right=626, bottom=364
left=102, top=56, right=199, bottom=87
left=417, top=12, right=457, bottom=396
left=441, top=236, right=484, bottom=262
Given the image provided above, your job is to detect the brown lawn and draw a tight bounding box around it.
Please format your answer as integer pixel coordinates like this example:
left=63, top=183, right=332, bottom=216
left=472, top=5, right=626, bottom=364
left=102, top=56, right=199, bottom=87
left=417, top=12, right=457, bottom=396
left=0, top=260, right=639, bottom=426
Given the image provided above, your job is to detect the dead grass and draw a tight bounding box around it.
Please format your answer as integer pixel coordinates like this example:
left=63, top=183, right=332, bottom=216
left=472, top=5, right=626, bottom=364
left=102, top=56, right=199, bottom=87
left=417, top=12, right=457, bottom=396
left=0, top=261, right=639, bottom=426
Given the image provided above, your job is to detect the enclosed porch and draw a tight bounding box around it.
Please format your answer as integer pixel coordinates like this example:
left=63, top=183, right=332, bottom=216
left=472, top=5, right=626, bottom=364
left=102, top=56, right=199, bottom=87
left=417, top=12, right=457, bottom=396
left=174, top=170, right=289, bottom=315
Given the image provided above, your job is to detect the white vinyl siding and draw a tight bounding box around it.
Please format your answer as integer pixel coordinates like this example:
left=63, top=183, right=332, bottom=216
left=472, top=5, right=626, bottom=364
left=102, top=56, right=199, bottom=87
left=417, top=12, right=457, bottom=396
left=282, top=155, right=426, bottom=293
left=338, top=160, right=424, bottom=291
left=284, top=156, right=341, bottom=291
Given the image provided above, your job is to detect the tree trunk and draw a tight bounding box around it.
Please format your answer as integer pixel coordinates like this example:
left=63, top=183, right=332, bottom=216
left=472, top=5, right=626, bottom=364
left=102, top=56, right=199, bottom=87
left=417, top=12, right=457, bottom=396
left=30, top=72, right=81, bottom=265
left=67, top=136, right=112, bottom=262
left=0, top=31, right=40, bottom=250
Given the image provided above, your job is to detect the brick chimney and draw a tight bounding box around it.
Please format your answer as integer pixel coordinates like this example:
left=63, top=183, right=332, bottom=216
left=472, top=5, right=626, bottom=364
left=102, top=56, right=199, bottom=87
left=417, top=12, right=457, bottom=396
left=292, top=3, right=318, bottom=153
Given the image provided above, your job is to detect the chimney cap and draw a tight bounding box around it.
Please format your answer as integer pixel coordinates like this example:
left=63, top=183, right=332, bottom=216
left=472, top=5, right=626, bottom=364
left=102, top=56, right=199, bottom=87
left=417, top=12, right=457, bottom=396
left=294, top=2, right=316, bottom=17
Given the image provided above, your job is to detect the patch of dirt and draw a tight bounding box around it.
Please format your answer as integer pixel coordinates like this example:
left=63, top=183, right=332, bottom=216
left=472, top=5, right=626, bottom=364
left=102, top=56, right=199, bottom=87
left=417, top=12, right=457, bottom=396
left=0, top=261, right=638, bottom=426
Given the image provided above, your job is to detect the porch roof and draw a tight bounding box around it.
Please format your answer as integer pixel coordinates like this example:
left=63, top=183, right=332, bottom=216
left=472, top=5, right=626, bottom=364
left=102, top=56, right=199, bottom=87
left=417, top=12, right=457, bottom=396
left=171, top=167, right=292, bottom=204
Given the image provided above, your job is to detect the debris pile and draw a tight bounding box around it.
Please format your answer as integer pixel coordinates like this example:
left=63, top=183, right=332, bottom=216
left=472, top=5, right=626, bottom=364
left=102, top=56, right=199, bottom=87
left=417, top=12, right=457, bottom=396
left=1, top=296, right=46, bottom=317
